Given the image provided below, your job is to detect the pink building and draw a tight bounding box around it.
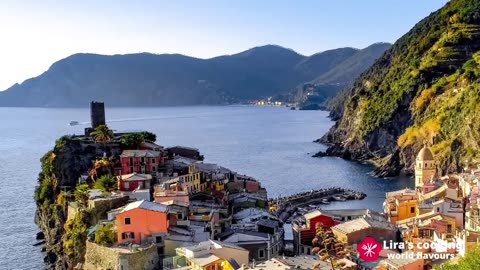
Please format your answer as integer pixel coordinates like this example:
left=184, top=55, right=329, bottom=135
left=120, top=150, right=164, bottom=175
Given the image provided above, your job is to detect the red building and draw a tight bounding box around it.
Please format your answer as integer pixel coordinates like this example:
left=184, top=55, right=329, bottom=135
left=293, top=210, right=339, bottom=255
left=118, top=173, right=152, bottom=191
left=120, top=150, right=165, bottom=175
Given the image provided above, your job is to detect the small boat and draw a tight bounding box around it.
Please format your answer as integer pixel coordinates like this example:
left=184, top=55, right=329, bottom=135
left=332, top=195, right=346, bottom=201
left=308, top=204, right=317, bottom=208
left=69, top=121, right=79, bottom=126
left=321, top=199, right=330, bottom=204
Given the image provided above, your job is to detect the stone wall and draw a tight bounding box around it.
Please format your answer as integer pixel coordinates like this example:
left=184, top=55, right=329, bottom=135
left=84, top=241, right=159, bottom=270
left=88, top=195, right=129, bottom=223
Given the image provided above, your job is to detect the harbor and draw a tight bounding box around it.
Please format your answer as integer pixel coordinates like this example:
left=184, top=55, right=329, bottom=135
left=268, top=187, right=367, bottom=223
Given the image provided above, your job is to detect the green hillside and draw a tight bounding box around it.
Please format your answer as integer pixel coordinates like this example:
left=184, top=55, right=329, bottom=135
left=322, top=0, right=480, bottom=176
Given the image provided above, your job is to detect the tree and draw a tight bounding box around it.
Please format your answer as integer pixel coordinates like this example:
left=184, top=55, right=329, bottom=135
left=74, top=184, right=90, bottom=205
left=141, top=131, right=157, bottom=142
left=94, top=174, right=117, bottom=192
left=90, top=125, right=114, bottom=155
left=121, top=133, right=145, bottom=149
left=90, top=124, right=114, bottom=143
left=94, top=223, right=116, bottom=247
left=434, top=245, right=480, bottom=270
left=312, top=223, right=355, bottom=269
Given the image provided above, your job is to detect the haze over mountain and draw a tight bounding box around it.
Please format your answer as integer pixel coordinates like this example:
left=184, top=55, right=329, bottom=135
left=286, top=42, right=391, bottom=109
left=0, top=44, right=388, bottom=107
left=322, top=0, right=480, bottom=177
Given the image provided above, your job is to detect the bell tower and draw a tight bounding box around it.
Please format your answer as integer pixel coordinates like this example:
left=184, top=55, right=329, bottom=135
left=415, top=145, right=437, bottom=191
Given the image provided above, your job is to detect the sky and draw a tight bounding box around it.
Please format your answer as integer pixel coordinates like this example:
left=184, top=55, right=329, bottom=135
left=0, top=0, right=448, bottom=91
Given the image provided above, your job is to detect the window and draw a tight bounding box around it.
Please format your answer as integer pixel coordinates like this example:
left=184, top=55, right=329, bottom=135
left=178, top=213, right=183, bottom=220
left=447, top=224, right=452, bottom=233
left=152, top=166, right=156, bottom=172
left=410, top=207, right=415, bottom=213
left=258, top=249, right=265, bottom=258
left=125, top=217, right=131, bottom=225
left=129, top=157, right=133, bottom=166
left=141, top=157, right=145, bottom=163
left=130, top=166, right=134, bottom=173
left=124, top=182, right=129, bottom=190
left=156, top=236, right=163, bottom=243
left=121, top=232, right=134, bottom=239
left=152, top=158, right=156, bottom=164
left=437, top=207, right=440, bottom=212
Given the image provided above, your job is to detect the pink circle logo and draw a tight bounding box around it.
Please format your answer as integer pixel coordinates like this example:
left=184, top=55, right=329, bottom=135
left=357, top=236, right=382, bottom=261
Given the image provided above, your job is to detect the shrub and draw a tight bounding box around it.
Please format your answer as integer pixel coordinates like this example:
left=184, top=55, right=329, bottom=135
left=94, top=174, right=117, bottom=192
left=74, top=184, right=90, bottom=205
left=94, top=224, right=116, bottom=247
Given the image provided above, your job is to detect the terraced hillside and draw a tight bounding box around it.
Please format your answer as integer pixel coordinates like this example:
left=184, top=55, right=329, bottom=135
left=322, top=0, right=480, bottom=176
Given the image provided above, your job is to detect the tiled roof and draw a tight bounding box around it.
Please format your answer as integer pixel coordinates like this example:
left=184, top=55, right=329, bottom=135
left=304, top=210, right=323, bottom=220
left=121, top=200, right=168, bottom=213
left=332, top=217, right=395, bottom=234
left=120, top=173, right=152, bottom=181
left=120, top=150, right=161, bottom=157
left=190, top=254, right=221, bottom=267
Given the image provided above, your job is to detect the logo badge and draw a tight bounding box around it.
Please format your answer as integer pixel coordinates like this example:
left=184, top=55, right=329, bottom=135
left=357, top=236, right=382, bottom=261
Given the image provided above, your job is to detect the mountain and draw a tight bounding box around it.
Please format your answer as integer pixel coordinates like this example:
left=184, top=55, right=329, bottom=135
left=321, top=0, right=480, bottom=177
left=0, top=44, right=384, bottom=107
left=286, top=43, right=391, bottom=109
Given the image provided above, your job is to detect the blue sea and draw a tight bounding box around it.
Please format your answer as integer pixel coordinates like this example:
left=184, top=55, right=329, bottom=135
left=0, top=105, right=413, bottom=269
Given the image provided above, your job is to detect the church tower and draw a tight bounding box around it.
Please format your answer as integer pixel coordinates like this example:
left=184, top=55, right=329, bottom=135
left=415, top=145, right=437, bottom=191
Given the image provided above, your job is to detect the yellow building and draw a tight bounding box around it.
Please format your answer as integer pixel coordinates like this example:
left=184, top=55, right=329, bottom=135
left=170, top=240, right=248, bottom=270
left=179, top=164, right=205, bottom=193
left=415, top=146, right=437, bottom=191
left=384, top=188, right=418, bottom=224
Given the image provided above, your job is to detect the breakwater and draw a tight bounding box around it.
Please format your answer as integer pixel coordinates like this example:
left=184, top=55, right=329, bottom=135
left=269, top=187, right=366, bottom=222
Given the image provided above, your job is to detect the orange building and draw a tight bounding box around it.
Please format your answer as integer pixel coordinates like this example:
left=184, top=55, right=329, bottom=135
left=116, top=200, right=170, bottom=245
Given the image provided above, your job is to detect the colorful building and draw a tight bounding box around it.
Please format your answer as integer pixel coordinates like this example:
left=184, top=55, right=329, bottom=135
left=292, top=210, right=338, bottom=255
left=116, top=200, right=170, bottom=247
left=120, top=150, right=164, bottom=175
left=165, top=240, right=248, bottom=270
left=331, top=217, right=397, bottom=245
left=384, top=188, right=418, bottom=224
left=118, top=173, right=152, bottom=191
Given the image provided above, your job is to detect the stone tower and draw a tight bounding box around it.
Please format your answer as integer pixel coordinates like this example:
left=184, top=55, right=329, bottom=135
left=90, top=101, right=106, bottom=129
left=415, top=145, right=437, bottom=191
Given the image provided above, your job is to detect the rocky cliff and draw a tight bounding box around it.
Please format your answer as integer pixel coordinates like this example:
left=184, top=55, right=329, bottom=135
left=321, top=0, right=480, bottom=176
left=34, top=137, right=121, bottom=269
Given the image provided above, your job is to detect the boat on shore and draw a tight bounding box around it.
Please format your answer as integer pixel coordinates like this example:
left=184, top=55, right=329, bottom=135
left=321, top=198, right=330, bottom=204
left=332, top=195, right=346, bottom=201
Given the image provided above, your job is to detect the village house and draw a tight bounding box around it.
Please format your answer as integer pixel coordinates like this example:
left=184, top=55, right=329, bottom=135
left=115, top=200, right=170, bottom=256
left=292, top=210, right=339, bottom=255
left=159, top=200, right=190, bottom=227
left=218, top=219, right=283, bottom=262
left=384, top=188, right=419, bottom=224
left=321, top=208, right=385, bottom=222
left=164, top=240, right=248, bottom=270
left=154, top=186, right=190, bottom=205
left=378, top=255, right=424, bottom=270
left=331, top=217, right=397, bottom=245
left=248, top=255, right=335, bottom=270
left=118, top=173, right=152, bottom=191
left=120, top=150, right=165, bottom=175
